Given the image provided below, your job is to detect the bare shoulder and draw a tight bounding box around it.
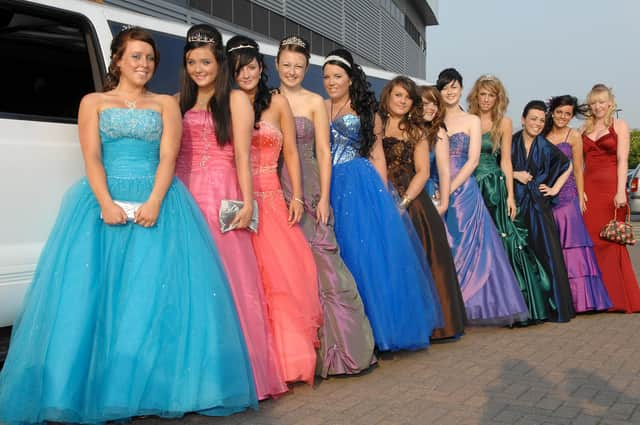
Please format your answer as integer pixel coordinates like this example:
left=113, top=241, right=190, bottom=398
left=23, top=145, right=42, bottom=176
left=270, top=92, right=289, bottom=107
left=568, top=127, right=582, bottom=145
left=437, top=127, right=449, bottom=142
left=305, top=90, right=324, bottom=106
left=614, top=118, right=629, bottom=134
left=153, top=94, right=180, bottom=112
left=500, top=116, right=513, bottom=129
left=79, top=92, right=104, bottom=109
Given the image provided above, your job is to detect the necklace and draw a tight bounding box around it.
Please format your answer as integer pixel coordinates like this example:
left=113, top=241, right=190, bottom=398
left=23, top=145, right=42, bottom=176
left=124, top=99, right=137, bottom=109
left=330, top=98, right=350, bottom=121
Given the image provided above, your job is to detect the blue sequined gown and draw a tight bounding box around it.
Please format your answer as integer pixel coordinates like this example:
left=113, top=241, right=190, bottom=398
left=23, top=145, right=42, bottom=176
left=329, top=114, right=442, bottom=351
left=0, top=108, right=257, bottom=424
left=430, top=132, right=529, bottom=325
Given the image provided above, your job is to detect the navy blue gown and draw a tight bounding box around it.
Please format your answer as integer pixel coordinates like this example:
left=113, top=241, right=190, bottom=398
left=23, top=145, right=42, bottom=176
left=511, top=130, right=575, bottom=322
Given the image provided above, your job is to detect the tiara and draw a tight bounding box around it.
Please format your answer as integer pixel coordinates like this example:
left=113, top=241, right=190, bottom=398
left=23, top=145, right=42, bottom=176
left=478, top=74, right=498, bottom=82
left=323, top=55, right=351, bottom=69
left=280, top=36, right=306, bottom=49
left=187, top=31, right=216, bottom=44
left=227, top=44, right=256, bottom=53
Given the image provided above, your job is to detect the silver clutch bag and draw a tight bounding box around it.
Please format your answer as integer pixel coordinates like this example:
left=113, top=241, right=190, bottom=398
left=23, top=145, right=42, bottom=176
left=100, top=200, right=142, bottom=221
left=219, top=200, right=259, bottom=233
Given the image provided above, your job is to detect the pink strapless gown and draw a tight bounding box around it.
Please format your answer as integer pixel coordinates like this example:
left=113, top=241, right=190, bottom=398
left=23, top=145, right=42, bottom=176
left=250, top=121, right=321, bottom=385
left=176, top=110, right=287, bottom=399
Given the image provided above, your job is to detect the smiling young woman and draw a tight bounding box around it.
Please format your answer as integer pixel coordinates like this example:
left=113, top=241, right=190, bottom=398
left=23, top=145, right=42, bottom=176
left=581, top=84, right=640, bottom=312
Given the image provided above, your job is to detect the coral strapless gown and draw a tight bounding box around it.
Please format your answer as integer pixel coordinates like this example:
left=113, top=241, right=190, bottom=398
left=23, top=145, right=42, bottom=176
left=280, top=116, right=375, bottom=377
left=250, top=121, right=322, bottom=384
left=176, top=110, right=288, bottom=399
left=583, top=125, right=640, bottom=312
left=0, top=108, right=257, bottom=424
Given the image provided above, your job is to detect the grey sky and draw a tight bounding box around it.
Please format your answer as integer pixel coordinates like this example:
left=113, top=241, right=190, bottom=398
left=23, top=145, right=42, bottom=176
left=425, top=0, right=640, bottom=129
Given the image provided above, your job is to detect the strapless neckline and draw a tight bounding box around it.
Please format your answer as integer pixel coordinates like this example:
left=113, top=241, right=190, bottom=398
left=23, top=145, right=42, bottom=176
left=99, top=107, right=161, bottom=116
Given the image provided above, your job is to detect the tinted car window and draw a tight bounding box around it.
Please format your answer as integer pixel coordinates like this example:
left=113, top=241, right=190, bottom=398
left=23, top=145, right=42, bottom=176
left=0, top=3, right=100, bottom=123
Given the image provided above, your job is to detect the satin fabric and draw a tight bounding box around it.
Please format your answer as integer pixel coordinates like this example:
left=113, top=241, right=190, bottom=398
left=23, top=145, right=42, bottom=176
left=582, top=125, right=640, bottom=312
left=512, top=131, right=575, bottom=322
left=475, top=132, right=553, bottom=322
left=330, top=114, right=442, bottom=351
left=280, top=116, right=375, bottom=377
left=250, top=121, right=322, bottom=384
left=551, top=141, right=611, bottom=312
left=383, top=136, right=466, bottom=339
left=176, top=110, right=288, bottom=399
left=0, top=109, right=257, bottom=424
left=431, top=132, right=529, bottom=325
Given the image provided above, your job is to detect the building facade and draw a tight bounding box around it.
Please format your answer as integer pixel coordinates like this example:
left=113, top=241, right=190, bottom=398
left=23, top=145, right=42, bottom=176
left=104, top=0, right=438, bottom=78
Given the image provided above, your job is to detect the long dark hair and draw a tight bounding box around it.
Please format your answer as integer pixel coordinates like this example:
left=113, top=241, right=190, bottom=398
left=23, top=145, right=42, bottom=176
left=323, top=49, right=378, bottom=158
left=226, top=35, right=271, bottom=127
left=104, top=27, right=159, bottom=92
left=418, top=85, right=447, bottom=147
left=179, top=24, right=232, bottom=145
left=542, top=94, right=588, bottom=136
left=379, top=76, right=424, bottom=145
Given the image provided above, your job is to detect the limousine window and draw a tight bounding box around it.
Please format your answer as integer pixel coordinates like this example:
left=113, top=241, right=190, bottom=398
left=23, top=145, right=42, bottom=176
left=0, top=2, right=101, bottom=123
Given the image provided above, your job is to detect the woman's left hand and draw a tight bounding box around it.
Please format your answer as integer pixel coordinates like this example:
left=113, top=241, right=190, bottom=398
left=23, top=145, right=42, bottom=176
left=538, top=184, right=558, bottom=197
left=614, top=190, right=627, bottom=208
left=316, top=197, right=331, bottom=225
left=135, top=198, right=161, bottom=227
left=288, top=198, right=304, bottom=225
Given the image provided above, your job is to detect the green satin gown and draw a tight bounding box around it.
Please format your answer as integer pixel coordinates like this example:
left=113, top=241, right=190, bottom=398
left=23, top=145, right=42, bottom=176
left=474, top=132, right=554, bottom=322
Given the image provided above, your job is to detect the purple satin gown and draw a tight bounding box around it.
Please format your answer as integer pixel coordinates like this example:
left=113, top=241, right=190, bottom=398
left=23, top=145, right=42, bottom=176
left=551, top=141, right=611, bottom=312
left=432, top=132, right=529, bottom=325
left=280, top=116, right=375, bottom=377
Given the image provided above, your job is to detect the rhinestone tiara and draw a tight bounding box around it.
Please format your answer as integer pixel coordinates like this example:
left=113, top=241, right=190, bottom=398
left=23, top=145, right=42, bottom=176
left=227, top=44, right=256, bottom=52
left=187, top=31, right=216, bottom=44
left=280, top=36, right=307, bottom=49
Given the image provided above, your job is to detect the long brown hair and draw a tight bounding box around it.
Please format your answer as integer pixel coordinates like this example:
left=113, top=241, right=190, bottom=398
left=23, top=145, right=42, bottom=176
left=103, top=27, right=160, bottom=92
left=179, top=24, right=232, bottom=145
left=467, top=75, right=508, bottom=152
left=379, top=76, right=424, bottom=145
left=418, top=85, right=446, bottom=147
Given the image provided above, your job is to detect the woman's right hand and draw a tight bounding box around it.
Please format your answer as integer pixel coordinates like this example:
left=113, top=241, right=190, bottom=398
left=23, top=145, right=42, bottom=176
left=231, top=204, right=254, bottom=230
left=101, top=201, right=128, bottom=225
left=514, top=171, right=533, bottom=185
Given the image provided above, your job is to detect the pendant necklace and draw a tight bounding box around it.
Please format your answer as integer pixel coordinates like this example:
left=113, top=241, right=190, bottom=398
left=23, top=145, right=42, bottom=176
left=330, top=97, right=350, bottom=122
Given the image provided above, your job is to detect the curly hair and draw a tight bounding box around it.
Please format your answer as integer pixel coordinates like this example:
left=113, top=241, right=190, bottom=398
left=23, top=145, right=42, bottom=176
left=323, top=49, right=378, bottom=158
left=379, top=76, right=424, bottom=145
left=179, top=24, right=232, bottom=145
left=583, top=83, right=617, bottom=134
left=467, top=75, right=509, bottom=152
left=226, top=35, right=271, bottom=128
left=417, top=85, right=446, bottom=148
left=104, top=27, right=159, bottom=92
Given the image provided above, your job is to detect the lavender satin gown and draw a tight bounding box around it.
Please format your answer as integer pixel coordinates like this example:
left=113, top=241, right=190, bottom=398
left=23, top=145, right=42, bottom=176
left=280, top=116, right=375, bottom=377
left=432, top=132, right=529, bottom=325
left=552, top=141, right=611, bottom=312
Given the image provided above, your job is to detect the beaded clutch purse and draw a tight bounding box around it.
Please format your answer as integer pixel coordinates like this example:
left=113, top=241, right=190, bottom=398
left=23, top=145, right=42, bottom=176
left=219, top=200, right=259, bottom=233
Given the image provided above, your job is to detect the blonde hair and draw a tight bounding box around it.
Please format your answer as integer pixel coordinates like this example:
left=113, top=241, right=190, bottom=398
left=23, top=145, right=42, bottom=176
left=584, top=83, right=617, bottom=134
left=467, top=75, right=509, bottom=152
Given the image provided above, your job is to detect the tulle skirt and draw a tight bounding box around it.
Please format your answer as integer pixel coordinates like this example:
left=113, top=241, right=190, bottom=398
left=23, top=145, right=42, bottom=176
left=0, top=176, right=257, bottom=424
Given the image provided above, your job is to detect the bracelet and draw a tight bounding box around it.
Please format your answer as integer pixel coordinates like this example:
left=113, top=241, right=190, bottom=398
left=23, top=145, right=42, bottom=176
left=293, top=197, right=304, bottom=205
left=399, top=195, right=411, bottom=209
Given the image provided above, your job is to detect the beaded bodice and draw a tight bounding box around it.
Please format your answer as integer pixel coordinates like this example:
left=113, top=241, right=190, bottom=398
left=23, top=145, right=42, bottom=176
left=176, top=110, right=234, bottom=175
left=479, top=132, right=499, bottom=163
left=330, top=114, right=361, bottom=165
left=250, top=121, right=283, bottom=176
left=382, top=136, right=416, bottom=195
left=555, top=142, right=577, bottom=203
left=295, top=116, right=316, bottom=162
left=98, top=108, right=162, bottom=177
